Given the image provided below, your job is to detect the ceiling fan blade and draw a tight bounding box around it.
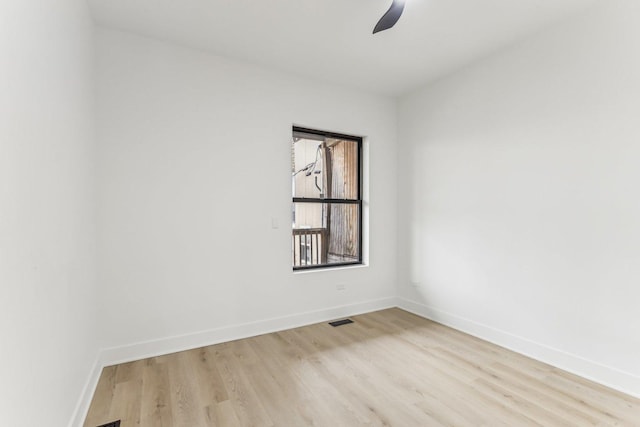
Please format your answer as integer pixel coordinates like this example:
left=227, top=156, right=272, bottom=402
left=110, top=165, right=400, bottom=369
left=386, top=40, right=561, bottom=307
left=373, top=0, right=406, bottom=34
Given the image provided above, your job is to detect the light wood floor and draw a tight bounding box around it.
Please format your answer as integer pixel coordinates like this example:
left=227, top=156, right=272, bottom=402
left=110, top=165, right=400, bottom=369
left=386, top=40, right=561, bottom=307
left=84, top=308, right=640, bottom=426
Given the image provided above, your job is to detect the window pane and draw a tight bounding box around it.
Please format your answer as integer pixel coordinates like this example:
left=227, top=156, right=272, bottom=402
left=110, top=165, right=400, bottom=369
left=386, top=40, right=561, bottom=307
left=292, top=202, right=360, bottom=268
left=292, top=135, right=359, bottom=200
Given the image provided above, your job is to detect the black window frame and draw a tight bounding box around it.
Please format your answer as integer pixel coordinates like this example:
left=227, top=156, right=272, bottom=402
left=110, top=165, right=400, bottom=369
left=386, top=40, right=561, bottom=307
left=292, top=126, right=363, bottom=271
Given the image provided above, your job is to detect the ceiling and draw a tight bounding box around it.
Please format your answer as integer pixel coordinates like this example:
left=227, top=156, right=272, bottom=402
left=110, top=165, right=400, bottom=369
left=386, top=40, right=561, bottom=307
left=88, top=0, right=598, bottom=96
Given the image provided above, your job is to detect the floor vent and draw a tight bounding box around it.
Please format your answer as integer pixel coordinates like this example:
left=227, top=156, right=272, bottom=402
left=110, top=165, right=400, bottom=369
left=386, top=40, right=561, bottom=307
left=329, top=318, right=354, bottom=327
left=97, top=421, right=121, bottom=427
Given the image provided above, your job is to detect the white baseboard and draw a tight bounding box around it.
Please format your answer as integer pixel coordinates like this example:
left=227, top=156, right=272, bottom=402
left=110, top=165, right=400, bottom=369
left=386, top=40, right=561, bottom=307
left=70, top=296, right=397, bottom=426
left=397, top=297, right=640, bottom=399
left=68, top=353, right=104, bottom=427
left=100, top=296, right=398, bottom=366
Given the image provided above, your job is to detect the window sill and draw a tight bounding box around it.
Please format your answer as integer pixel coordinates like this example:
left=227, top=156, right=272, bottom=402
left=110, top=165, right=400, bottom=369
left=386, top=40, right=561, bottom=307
left=293, top=263, right=368, bottom=274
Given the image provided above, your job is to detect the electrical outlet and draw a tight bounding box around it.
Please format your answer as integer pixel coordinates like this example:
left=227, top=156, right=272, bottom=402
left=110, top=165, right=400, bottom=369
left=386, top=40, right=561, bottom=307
left=336, top=283, right=347, bottom=291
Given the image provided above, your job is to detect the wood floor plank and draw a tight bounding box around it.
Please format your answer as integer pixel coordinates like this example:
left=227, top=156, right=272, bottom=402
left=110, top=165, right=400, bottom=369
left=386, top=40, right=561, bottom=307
left=212, top=343, right=275, bottom=426
left=187, top=347, right=229, bottom=404
left=204, top=400, right=242, bottom=427
left=83, top=365, right=117, bottom=427
left=84, top=309, right=640, bottom=426
left=166, top=351, right=208, bottom=427
left=108, top=379, right=143, bottom=427
left=263, top=330, right=373, bottom=426
left=484, top=362, right=603, bottom=425
left=140, top=358, right=173, bottom=427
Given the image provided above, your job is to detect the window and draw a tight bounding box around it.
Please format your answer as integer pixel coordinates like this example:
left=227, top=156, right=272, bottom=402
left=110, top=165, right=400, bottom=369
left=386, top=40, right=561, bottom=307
left=292, top=126, right=362, bottom=270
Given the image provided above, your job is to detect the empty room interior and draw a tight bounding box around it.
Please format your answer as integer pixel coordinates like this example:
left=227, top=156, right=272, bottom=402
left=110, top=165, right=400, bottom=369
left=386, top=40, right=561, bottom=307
left=3, top=0, right=640, bottom=426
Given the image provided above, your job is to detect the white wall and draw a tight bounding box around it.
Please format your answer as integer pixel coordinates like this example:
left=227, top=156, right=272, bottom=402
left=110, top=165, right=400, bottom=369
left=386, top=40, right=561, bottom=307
left=96, top=29, right=398, bottom=353
left=398, top=0, right=640, bottom=396
left=0, top=1, right=98, bottom=426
